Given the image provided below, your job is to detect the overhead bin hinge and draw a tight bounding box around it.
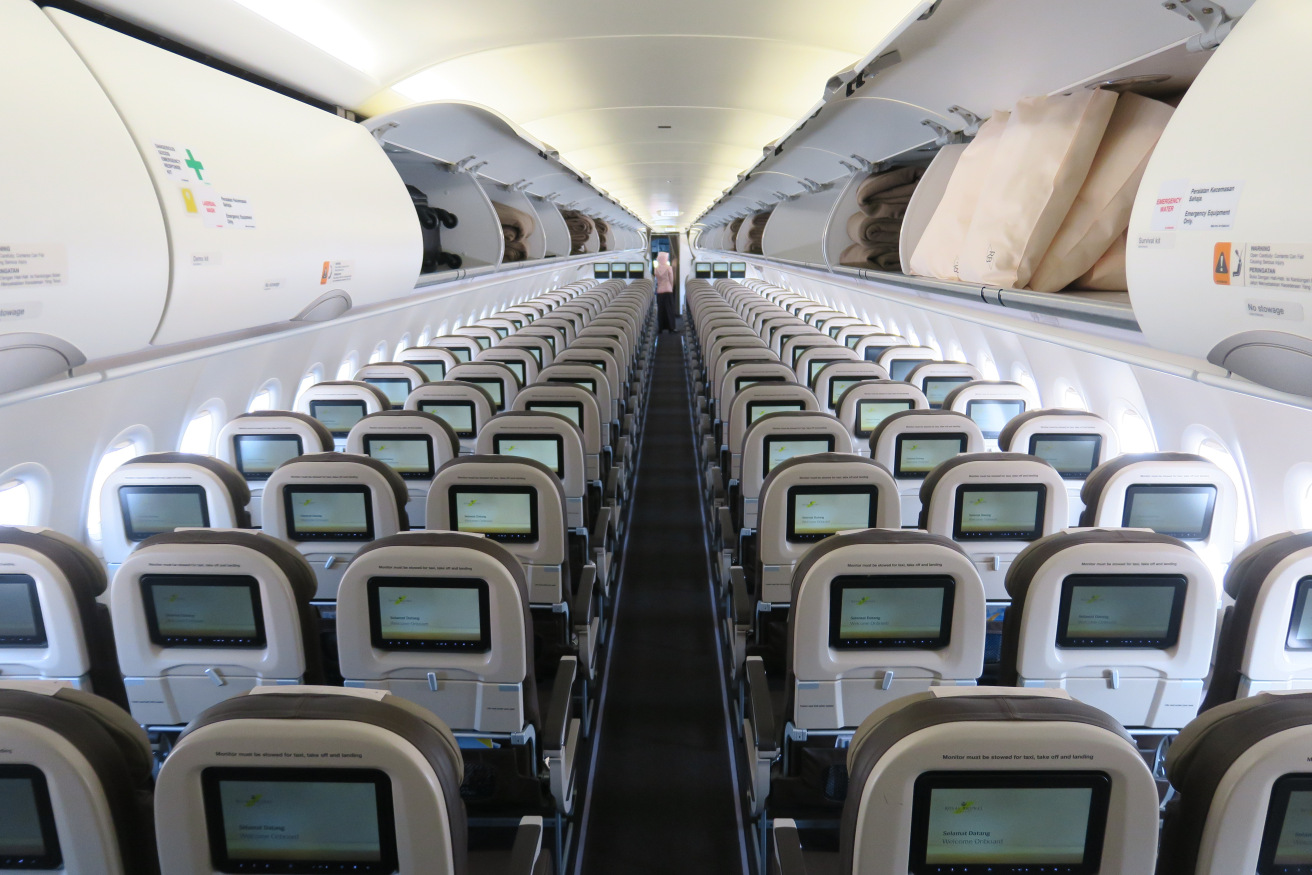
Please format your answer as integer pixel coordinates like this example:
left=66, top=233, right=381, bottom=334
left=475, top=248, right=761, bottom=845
left=370, top=121, right=398, bottom=143
left=840, top=154, right=879, bottom=175
left=846, top=49, right=902, bottom=96
left=509, top=179, right=532, bottom=192
left=1163, top=1, right=1237, bottom=51
left=453, top=155, right=487, bottom=175
left=921, top=119, right=962, bottom=147
left=918, top=0, right=944, bottom=21
left=947, top=106, right=984, bottom=137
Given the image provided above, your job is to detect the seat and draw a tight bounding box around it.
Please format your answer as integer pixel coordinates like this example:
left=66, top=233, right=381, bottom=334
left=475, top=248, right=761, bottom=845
left=336, top=532, right=583, bottom=826
left=852, top=332, right=909, bottom=364
left=405, top=381, right=498, bottom=455
left=110, top=529, right=324, bottom=727
left=399, top=346, right=461, bottom=383
left=998, top=409, right=1120, bottom=525
left=794, top=345, right=861, bottom=390
left=771, top=688, right=1159, bottom=875
left=346, top=410, right=460, bottom=527
left=738, top=412, right=854, bottom=532
left=836, top=380, right=929, bottom=457
left=0, top=681, right=158, bottom=875
left=905, top=361, right=983, bottom=409
left=877, top=344, right=939, bottom=381
left=294, top=380, right=391, bottom=449
left=918, top=453, right=1068, bottom=600
left=870, top=410, right=986, bottom=526
left=0, top=527, right=128, bottom=706
left=353, top=362, right=431, bottom=408
left=945, top=379, right=1040, bottom=446
left=498, top=333, right=556, bottom=370
left=1000, top=528, right=1215, bottom=729
left=428, top=333, right=482, bottom=364
left=513, top=383, right=619, bottom=511
left=260, top=452, right=409, bottom=599
left=446, top=362, right=521, bottom=414
left=716, top=379, right=814, bottom=488
left=153, top=685, right=550, bottom=875
left=1203, top=530, right=1312, bottom=710
left=215, top=412, right=334, bottom=526
left=455, top=324, right=501, bottom=351
left=477, top=345, right=540, bottom=387
left=813, top=361, right=888, bottom=416
left=1080, top=452, right=1240, bottom=573
left=98, top=452, right=250, bottom=571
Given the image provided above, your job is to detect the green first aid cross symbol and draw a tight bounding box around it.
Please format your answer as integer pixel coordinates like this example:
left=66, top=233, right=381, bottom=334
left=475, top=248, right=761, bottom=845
left=185, top=149, right=205, bottom=181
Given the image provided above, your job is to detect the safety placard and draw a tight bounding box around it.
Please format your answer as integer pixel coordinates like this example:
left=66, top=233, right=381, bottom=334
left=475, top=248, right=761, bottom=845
left=0, top=243, right=67, bottom=288
left=153, top=142, right=210, bottom=185
left=1152, top=180, right=1242, bottom=231
left=320, top=260, right=353, bottom=284
left=1214, top=242, right=1312, bottom=293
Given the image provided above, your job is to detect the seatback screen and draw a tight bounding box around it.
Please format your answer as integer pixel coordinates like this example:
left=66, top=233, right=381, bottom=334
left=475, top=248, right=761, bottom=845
left=1287, top=577, right=1312, bottom=651
left=967, top=399, right=1027, bottom=439
left=1030, top=434, right=1102, bottom=479
left=233, top=434, right=303, bottom=480
left=202, top=768, right=397, bottom=873
left=451, top=488, right=538, bottom=542
left=1056, top=574, right=1188, bottom=648
left=923, top=376, right=972, bottom=408
left=526, top=402, right=583, bottom=428
left=491, top=360, right=526, bottom=383
left=406, top=360, right=446, bottom=382
left=364, top=435, right=434, bottom=479
left=465, top=378, right=504, bottom=412
left=786, top=486, right=877, bottom=542
left=0, top=765, right=61, bottom=868
left=418, top=401, right=476, bottom=438
left=549, top=377, right=596, bottom=394
left=0, top=575, right=46, bottom=647
left=444, top=347, right=471, bottom=363
left=808, top=359, right=841, bottom=386
left=493, top=327, right=509, bottom=339
left=494, top=435, right=564, bottom=476
left=284, top=486, right=374, bottom=541
left=890, top=358, right=931, bottom=381
left=863, top=344, right=897, bottom=361
left=829, top=378, right=873, bottom=409
left=309, top=400, right=367, bottom=436
left=367, top=577, right=490, bottom=651
left=911, top=772, right=1110, bottom=873
left=829, top=575, right=955, bottom=649
left=141, top=574, right=266, bottom=647
left=735, top=375, right=785, bottom=392
left=119, top=485, right=210, bottom=541
left=953, top=485, right=1046, bottom=541
left=747, top=402, right=805, bottom=424
left=363, top=378, right=411, bottom=407
left=1260, top=774, right=1312, bottom=871
left=894, top=435, right=968, bottom=478
left=856, top=399, right=915, bottom=437
left=1122, top=484, right=1218, bottom=540
left=764, top=437, right=835, bottom=476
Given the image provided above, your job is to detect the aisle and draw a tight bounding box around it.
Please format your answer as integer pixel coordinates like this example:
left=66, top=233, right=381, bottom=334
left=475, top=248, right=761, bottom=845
left=577, top=330, right=747, bottom=874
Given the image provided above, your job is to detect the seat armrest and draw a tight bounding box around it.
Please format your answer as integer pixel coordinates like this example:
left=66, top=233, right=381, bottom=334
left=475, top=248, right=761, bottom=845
left=571, top=564, right=599, bottom=677
left=591, top=505, right=612, bottom=553
left=543, top=655, right=579, bottom=753
left=772, top=819, right=809, bottom=875
left=718, top=506, right=738, bottom=553
left=745, top=656, right=777, bottom=754
left=605, top=466, right=620, bottom=504
left=707, top=466, right=725, bottom=505
left=507, top=816, right=545, bottom=875
left=731, top=566, right=753, bottom=629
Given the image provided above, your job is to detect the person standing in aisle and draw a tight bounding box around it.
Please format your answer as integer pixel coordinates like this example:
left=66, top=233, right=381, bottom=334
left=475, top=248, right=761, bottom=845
left=655, top=251, right=678, bottom=333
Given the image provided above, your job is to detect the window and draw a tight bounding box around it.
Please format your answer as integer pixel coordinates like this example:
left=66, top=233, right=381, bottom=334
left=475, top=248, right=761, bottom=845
left=1196, top=436, right=1252, bottom=545
left=1011, top=365, right=1039, bottom=401
left=294, top=368, right=322, bottom=408
left=1061, top=385, right=1089, bottom=412
left=393, top=335, right=411, bottom=360
left=978, top=353, right=1000, bottom=382
left=88, top=438, right=143, bottom=542
left=248, top=380, right=279, bottom=412
left=417, top=327, right=431, bottom=347
left=0, top=479, right=33, bottom=526
left=336, top=354, right=359, bottom=381
left=369, top=342, right=387, bottom=364
left=1117, top=406, right=1157, bottom=453
left=179, top=409, right=216, bottom=454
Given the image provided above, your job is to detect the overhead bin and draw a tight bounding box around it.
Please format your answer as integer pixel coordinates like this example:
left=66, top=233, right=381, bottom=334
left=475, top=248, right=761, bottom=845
left=1128, top=0, right=1312, bottom=397
left=0, top=0, right=169, bottom=394
left=45, top=8, right=422, bottom=346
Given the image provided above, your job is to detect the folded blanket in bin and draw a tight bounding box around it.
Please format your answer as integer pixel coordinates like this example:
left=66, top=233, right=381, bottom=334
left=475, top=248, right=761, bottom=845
left=493, top=201, right=536, bottom=245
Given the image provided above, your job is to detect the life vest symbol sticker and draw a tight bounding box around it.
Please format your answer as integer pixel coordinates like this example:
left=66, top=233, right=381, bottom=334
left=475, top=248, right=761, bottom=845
left=1214, top=242, right=1233, bottom=285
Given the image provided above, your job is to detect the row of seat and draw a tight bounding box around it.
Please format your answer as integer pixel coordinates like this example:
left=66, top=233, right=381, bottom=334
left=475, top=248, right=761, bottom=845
left=679, top=278, right=1312, bottom=873
left=0, top=275, right=660, bottom=872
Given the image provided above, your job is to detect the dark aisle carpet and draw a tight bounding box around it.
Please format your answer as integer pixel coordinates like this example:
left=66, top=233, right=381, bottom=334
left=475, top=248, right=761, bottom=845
left=578, top=331, right=745, bottom=874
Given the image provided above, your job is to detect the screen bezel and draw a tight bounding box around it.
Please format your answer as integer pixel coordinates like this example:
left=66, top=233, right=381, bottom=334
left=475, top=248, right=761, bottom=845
left=952, top=484, right=1048, bottom=541
left=525, top=402, right=583, bottom=428
left=734, top=375, right=786, bottom=392
left=890, top=357, right=932, bottom=381
left=1287, top=577, right=1312, bottom=651
left=493, top=433, right=565, bottom=476
left=308, top=399, right=368, bottom=436
left=855, top=399, right=916, bottom=438
left=786, top=485, right=878, bottom=542
left=966, top=398, right=1027, bottom=439
left=200, top=767, right=398, bottom=875
left=828, top=575, right=955, bottom=649
left=464, top=378, right=505, bottom=412
left=0, top=574, right=46, bottom=648
left=909, top=771, right=1111, bottom=875
left=807, top=359, right=841, bottom=387
left=449, top=486, right=539, bottom=543
left=405, top=360, right=446, bottom=382
left=366, top=576, right=491, bottom=652
left=1121, top=484, right=1218, bottom=541
left=488, top=359, right=527, bottom=383
left=140, top=574, right=267, bottom=648
left=548, top=376, right=596, bottom=394
left=0, top=764, right=62, bottom=869
left=746, top=401, right=806, bottom=425
left=1055, top=574, right=1188, bottom=649
left=1259, top=773, right=1312, bottom=874
left=923, top=376, right=974, bottom=409
left=282, top=484, right=375, bottom=542
left=118, top=484, right=210, bottom=542
left=233, top=434, right=303, bottom=481
left=763, top=435, right=836, bottom=477
left=418, top=401, right=477, bottom=438
left=893, top=433, right=968, bottom=479
left=363, top=433, right=435, bottom=480
left=829, top=377, right=873, bottom=410
left=1029, top=434, right=1103, bottom=480
left=362, top=377, right=412, bottom=407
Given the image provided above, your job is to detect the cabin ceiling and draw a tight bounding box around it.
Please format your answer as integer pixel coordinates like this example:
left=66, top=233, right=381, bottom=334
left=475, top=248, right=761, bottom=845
left=78, top=0, right=928, bottom=230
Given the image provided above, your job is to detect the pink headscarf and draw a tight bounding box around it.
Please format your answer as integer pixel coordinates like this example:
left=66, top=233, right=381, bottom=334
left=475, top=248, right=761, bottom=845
left=656, top=252, right=670, bottom=267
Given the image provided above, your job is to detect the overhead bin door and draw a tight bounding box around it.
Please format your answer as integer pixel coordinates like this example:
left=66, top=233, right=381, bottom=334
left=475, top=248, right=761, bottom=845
left=46, top=8, right=422, bottom=346
left=0, top=0, right=168, bottom=391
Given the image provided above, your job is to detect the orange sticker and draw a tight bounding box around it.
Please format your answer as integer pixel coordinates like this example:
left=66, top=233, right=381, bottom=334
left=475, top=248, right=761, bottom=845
left=1213, top=242, right=1232, bottom=285
left=320, top=261, right=330, bottom=285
